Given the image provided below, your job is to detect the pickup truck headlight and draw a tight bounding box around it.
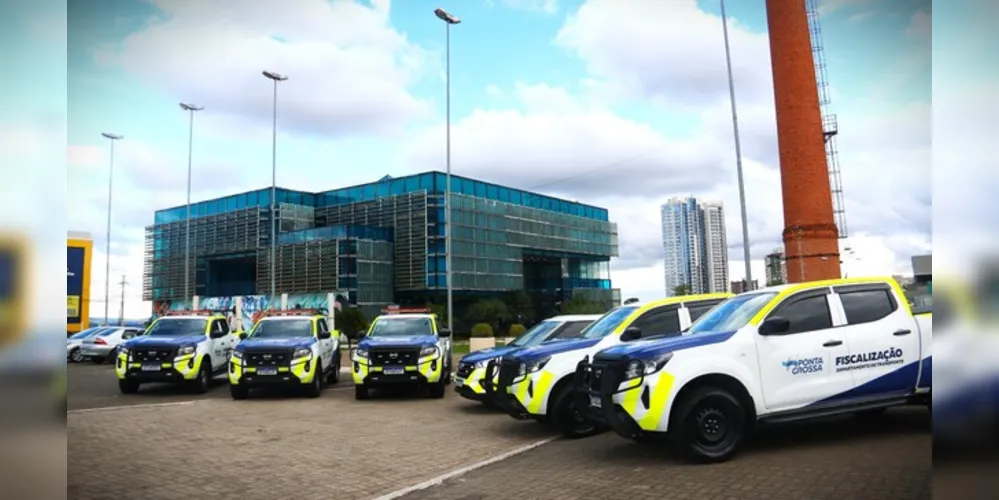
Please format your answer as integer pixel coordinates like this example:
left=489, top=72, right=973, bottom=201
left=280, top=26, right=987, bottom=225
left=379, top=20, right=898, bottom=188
left=420, top=346, right=440, bottom=358
left=353, top=349, right=369, bottom=361
left=518, top=356, right=551, bottom=378
left=474, top=357, right=499, bottom=369
left=231, top=351, right=243, bottom=360
left=624, top=353, right=674, bottom=380
left=177, top=345, right=196, bottom=356
left=292, top=348, right=312, bottom=361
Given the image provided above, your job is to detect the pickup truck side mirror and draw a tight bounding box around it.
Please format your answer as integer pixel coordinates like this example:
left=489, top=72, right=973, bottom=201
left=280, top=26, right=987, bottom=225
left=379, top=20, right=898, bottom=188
left=317, top=330, right=332, bottom=340
left=759, top=316, right=791, bottom=335
left=438, top=328, right=451, bottom=338
left=621, top=326, right=642, bottom=342
left=237, top=331, right=248, bottom=340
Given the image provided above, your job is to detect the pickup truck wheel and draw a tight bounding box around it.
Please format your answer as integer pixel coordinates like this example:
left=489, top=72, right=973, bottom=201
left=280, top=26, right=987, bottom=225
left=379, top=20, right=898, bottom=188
left=429, top=377, right=447, bottom=399
left=355, top=384, right=370, bottom=400
left=118, top=379, right=140, bottom=394
left=552, top=385, right=600, bottom=439
left=304, top=360, right=323, bottom=398
left=673, top=386, right=745, bottom=463
left=191, top=360, right=212, bottom=394
left=326, top=357, right=340, bottom=385
left=230, top=385, right=249, bottom=400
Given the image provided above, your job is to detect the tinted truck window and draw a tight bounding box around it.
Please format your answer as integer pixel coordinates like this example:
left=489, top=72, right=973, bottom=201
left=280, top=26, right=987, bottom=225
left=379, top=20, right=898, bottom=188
left=840, top=289, right=897, bottom=324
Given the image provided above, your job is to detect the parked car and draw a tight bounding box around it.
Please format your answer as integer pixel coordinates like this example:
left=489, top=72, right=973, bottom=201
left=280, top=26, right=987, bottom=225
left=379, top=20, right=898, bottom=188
left=80, top=327, right=143, bottom=364
left=67, top=327, right=111, bottom=363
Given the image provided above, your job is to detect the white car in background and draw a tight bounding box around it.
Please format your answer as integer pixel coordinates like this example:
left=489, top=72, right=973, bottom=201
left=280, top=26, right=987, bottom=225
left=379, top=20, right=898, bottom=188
left=80, top=326, right=144, bottom=364
left=67, top=327, right=111, bottom=363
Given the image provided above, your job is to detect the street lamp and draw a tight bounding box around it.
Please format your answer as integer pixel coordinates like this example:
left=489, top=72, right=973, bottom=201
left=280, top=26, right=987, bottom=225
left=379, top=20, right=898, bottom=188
left=720, top=0, right=753, bottom=286
left=262, top=70, right=288, bottom=300
left=179, top=102, right=203, bottom=306
left=434, top=7, right=460, bottom=332
left=101, top=132, right=123, bottom=326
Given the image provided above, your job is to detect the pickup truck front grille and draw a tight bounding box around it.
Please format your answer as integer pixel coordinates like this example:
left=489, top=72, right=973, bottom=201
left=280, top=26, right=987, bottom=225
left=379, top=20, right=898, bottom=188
left=370, top=348, right=420, bottom=367
left=130, top=347, right=177, bottom=362
left=243, top=350, right=294, bottom=367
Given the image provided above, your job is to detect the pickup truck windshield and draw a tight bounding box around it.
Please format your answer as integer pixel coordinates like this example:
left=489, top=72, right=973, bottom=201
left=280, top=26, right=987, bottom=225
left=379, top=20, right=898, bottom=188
left=687, top=292, right=777, bottom=334
left=508, top=321, right=560, bottom=347
left=252, top=319, right=313, bottom=338
left=145, top=318, right=208, bottom=337
left=581, top=306, right=639, bottom=339
left=369, top=317, right=433, bottom=337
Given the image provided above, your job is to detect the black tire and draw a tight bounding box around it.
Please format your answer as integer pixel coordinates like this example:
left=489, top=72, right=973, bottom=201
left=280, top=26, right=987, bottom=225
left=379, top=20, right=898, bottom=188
left=304, top=359, right=322, bottom=398
left=429, top=377, right=446, bottom=399
left=118, top=379, right=140, bottom=394
left=672, top=386, right=746, bottom=463
left=856, top=407, right=887, bottom=422
left=230, top=385, right=249, bottom=400
left=326, top=357, right=340, bottom=385
left=69, top=348, right=84, bottom=363
left=355, top=384, right=370, bottom=400
left=551, top=384, right=600, bottom=439
left=191, top=359, right=212, bottom=394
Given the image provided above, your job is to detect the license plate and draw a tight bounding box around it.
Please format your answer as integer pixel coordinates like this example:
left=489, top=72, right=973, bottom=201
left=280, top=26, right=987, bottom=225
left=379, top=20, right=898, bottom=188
left=589, top=395, right=602, bottom=408
left=455, top=378, right=465, bottom=388
left=141, top=363, right=161, bottom=371
left=258, top=367, right=277, bottom=376
left=384, top=366, right=404, bottom=375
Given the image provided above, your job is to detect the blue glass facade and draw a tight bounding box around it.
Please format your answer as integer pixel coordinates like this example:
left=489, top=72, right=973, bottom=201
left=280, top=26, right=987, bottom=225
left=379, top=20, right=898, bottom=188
left=145, top=171, right=619, bottom=311
left=155, top=172, right=609, bottom=225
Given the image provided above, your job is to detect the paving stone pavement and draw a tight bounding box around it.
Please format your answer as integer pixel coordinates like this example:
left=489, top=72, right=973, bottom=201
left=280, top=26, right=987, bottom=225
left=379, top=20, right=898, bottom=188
left=68, top=376, right=553, bottom=500
left=399, top=407, right=932, bottom=500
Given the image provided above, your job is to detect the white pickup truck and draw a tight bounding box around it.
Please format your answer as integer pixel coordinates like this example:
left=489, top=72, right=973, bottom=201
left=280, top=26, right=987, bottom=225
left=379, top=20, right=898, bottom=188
left=575, top=277, right=932, bottom=462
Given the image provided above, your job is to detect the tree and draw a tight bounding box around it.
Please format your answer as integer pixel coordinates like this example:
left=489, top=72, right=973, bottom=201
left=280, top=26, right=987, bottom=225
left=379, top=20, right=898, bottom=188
left=766, top=279, right=785, bottom=287
left=425, top=302, right=448, bottom=329
left=559, top=296, right=606, bottom=314
left=672, top=284, right=691, bottom=296
left=334, top=307, right=368, bottom=339
left=503, top=290, right=535, bottom=325
left=466, top=299, right=510, bottom=328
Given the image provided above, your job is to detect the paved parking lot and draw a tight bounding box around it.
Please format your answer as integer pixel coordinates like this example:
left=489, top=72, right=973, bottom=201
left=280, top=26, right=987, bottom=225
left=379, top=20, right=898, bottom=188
left=68, top=358, right=932, bottom=500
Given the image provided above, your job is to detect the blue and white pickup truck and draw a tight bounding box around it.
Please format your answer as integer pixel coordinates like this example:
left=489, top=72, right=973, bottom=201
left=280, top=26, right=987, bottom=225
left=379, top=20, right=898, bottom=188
left=228, top=309, right=340, bottom=399
left=351, top=308, right=452, bottom=400
left=485, top=294, right=732, bottom=438
left=116, top=310, right=240, bottom=394
left=454, top=314, right=600, bottom=404
left=575, top=277, right=932, bottom=463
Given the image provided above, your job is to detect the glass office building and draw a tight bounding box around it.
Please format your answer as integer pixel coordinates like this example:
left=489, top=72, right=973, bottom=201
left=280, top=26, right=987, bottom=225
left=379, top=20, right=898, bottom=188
left=144, top=171, right=619, bottom=318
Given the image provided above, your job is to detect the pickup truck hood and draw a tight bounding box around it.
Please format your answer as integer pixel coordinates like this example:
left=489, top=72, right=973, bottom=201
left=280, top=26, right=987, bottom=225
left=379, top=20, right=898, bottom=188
left=506, top=337, right=602, bottom=363
left=124, top=335, right=204, bottom=349
left=460, top=345, right=518, bottom=364
left=358, top=335, right=438, bottom=349
left=595, top=330, right=738, bottom=361
left=237, top=338, right=314, bottom=351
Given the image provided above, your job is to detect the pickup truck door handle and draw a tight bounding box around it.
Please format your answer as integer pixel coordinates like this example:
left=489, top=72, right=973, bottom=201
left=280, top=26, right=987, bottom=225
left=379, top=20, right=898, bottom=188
left=893, top=329, right=912, bottom=336
left=822, top=340, right=843, bottom=347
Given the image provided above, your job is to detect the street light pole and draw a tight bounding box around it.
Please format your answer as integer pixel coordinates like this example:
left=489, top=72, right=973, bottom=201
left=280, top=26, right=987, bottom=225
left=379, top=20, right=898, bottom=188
left=720, top=0, right=753, bottom=286
left=263, top=70, right=288, bottom=301
left=435, top=8, right=460, bottom=332
left=101, top=132, right=123, bottom=326
left=180, top=102, right=203, bottom=307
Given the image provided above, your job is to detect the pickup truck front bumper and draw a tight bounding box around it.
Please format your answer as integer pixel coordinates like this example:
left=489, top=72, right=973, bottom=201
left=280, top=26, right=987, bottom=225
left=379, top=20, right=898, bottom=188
left=574, top=356, right=649, bottom=439
left=483, top=358, right=535, bottom=420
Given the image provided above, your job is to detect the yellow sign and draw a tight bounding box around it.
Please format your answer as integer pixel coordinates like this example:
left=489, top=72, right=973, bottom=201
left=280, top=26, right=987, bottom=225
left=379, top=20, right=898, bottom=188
left=67, top=296, right=80, bottom=318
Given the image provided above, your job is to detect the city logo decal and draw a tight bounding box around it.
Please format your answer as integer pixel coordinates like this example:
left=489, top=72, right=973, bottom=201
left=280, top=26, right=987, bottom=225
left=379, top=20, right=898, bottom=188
left=781, top=356, right=824, bottom=375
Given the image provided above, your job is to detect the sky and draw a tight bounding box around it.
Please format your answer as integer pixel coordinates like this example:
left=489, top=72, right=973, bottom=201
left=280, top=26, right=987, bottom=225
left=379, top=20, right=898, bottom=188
left=59, top=0, right=932, bottom=319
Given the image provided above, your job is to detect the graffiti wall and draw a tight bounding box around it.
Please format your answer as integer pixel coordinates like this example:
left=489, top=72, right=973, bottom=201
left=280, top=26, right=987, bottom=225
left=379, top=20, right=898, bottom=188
left=161, top=291, right=350, bottom=331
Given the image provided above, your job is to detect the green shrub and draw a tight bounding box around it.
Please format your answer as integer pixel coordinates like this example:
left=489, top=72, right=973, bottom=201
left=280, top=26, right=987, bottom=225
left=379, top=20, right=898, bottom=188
left=470, top=323, right=494, bottom=338
left=508, top=324, right=526, bottom=337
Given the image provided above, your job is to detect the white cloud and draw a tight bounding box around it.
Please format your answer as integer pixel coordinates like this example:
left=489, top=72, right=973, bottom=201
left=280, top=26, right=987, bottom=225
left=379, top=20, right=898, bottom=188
left=92, top=0, right=434, bottom=139
left=484, top=84, right=505, bottom=98
left=503, top=0, right=558, bottom=14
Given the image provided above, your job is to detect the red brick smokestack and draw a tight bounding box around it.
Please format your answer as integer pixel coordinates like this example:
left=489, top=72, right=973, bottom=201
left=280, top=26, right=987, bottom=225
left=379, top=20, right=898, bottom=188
left=764, top=0, right=841, bottom=282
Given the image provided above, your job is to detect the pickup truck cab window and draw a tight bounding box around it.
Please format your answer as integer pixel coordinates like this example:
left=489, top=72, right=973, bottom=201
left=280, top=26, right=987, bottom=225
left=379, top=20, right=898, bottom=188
left=688, top=292, right=776, bottom=334
left=687, top=303, right=716, bottom=322
left=837, top=287, right=897, bottom=325
left=580, top=305, right=639, bottom=339
left=251, top=318, right=313, bottom=338
left=317, top=318, right=329, bottom=334
left=368, top=317, right=434, bottom=336
left=769, top=292, right=833, bottom=334
left=630, top=307, right=680, bottom=338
